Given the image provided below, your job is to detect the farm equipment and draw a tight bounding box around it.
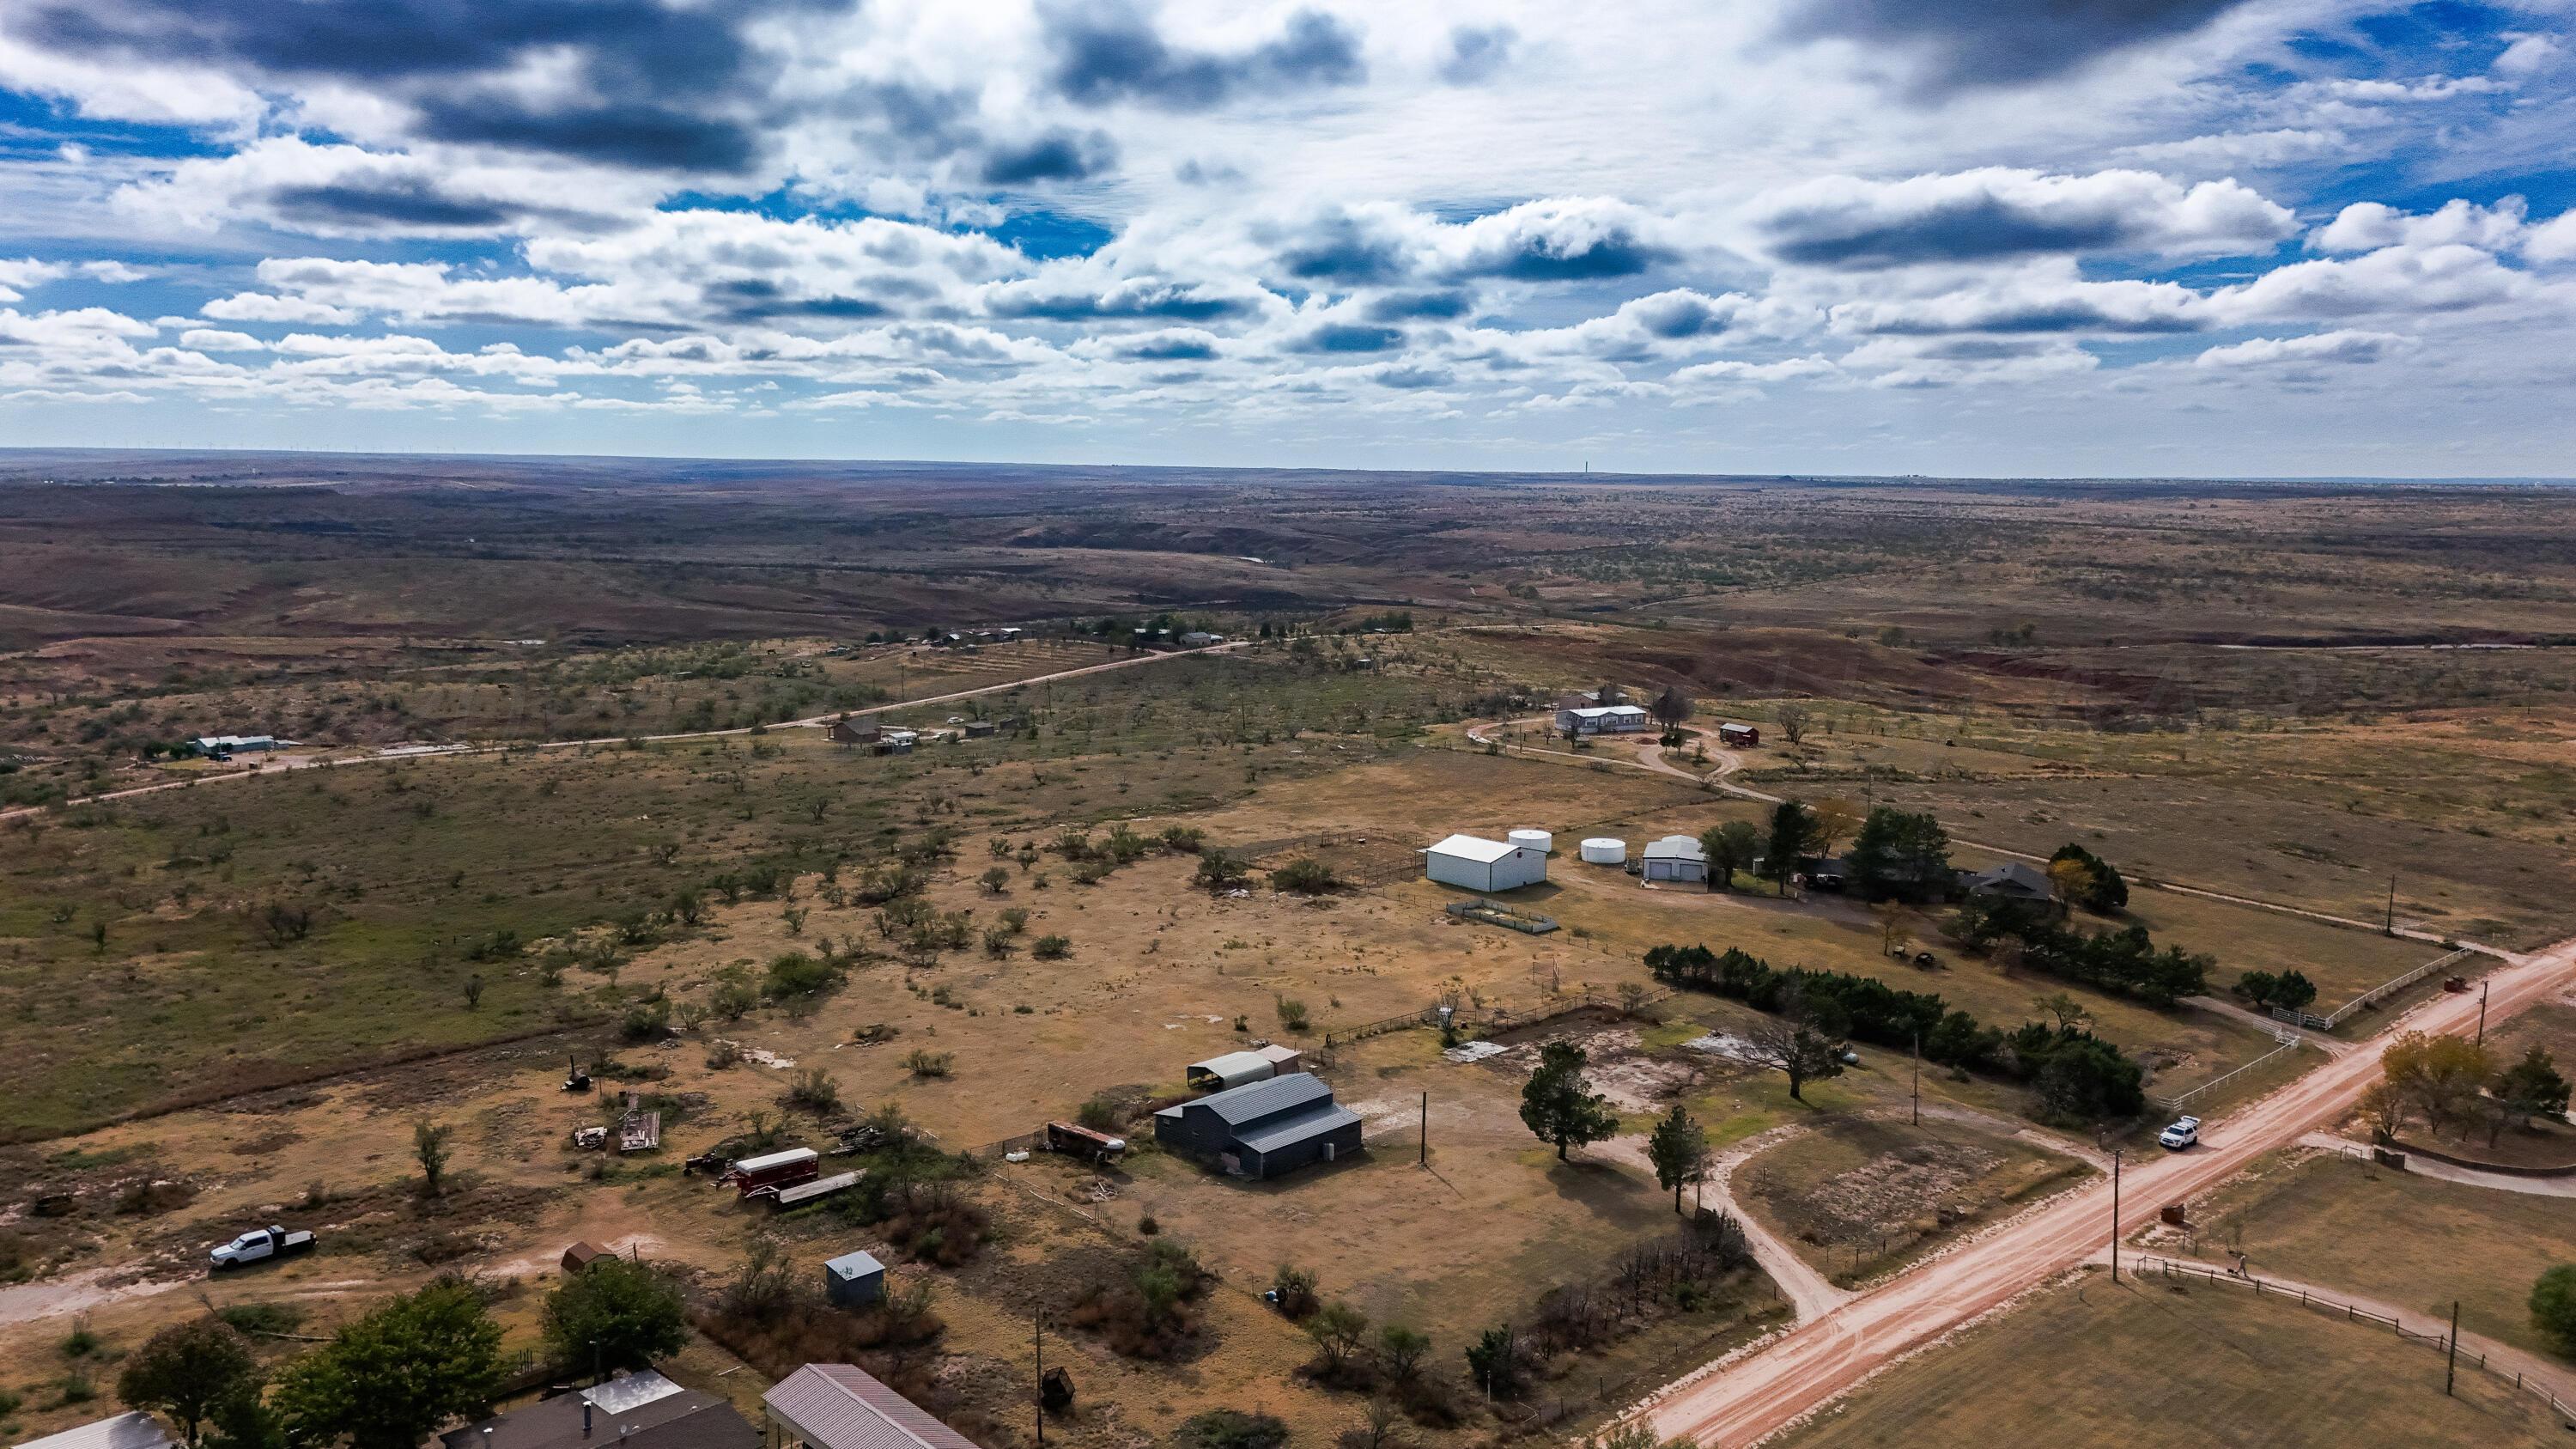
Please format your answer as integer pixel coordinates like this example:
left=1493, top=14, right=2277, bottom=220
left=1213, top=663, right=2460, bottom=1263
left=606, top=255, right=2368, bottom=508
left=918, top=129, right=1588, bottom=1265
left=561, top=1056, right=592, bottom=1093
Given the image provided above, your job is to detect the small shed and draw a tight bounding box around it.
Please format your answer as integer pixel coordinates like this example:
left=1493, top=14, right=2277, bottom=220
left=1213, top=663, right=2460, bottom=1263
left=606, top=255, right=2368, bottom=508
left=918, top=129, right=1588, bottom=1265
left=560, top=1240, right=611, bottom=1273
left=1423, top=833, right=1547, bottom=892
left=1641, top=835, right=1708, bottom=884
left=824, top=1249, right=886, bottom=1309
left=1186, top=1044, right=1303, bottom=1090
left=826, top=718, right=881, bottom=746
left=963, top=720, right=997, bottom=739
left=766, top=1366, right=981, bottom=1449
left=1717, top=722, right=1760, bottom=747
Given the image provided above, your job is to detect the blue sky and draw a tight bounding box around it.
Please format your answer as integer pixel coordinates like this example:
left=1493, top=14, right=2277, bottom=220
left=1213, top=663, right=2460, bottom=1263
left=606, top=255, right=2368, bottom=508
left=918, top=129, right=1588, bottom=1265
left=1, top=0, right=2573, bottom=475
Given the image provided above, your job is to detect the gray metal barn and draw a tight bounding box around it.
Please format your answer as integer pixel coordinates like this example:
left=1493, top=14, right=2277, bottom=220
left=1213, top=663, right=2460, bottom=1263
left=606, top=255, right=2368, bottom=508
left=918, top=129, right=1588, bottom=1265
left=1153, top=1072, right=1361, bottom=1179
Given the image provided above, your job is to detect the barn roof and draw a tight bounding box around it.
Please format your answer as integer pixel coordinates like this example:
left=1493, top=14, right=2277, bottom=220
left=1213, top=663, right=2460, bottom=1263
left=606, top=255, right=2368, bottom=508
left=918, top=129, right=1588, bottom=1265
left=1643, top=834, right=1707, bottom=861
left=1236, top=1102, right=1361, bottom=1154
left=1425, top=833, right=1518, bottom=862
left=1158, top=1071, right=1334, bottom=1127
left=764, top=1365, right=981, bottom=1449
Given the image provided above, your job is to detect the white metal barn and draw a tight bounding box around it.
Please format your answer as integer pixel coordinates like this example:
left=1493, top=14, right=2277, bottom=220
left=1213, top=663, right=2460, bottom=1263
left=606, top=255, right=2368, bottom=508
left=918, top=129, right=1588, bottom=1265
left=1423, top=834, right=1548, bottom=892
left=1641, top=834, right=1709, bottom=884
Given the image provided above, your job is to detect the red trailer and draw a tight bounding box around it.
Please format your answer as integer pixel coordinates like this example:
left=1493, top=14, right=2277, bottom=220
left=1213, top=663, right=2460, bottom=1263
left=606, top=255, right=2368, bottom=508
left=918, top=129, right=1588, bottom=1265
left=720, top=1148, right=820, bottom=1198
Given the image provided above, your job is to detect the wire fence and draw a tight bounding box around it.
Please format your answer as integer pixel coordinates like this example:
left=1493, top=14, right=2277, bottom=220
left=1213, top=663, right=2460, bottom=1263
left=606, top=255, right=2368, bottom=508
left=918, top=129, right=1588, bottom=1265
left=2130, top=1256, right=2576, bottom=1428
left=1324, top=987, right=1677, bottom=1050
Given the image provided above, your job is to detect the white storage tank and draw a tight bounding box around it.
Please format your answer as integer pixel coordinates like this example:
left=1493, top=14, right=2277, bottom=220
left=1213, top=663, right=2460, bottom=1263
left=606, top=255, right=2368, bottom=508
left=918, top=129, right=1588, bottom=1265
left=1508, top=828, right=1553, bottom=855
left=1580, top=837, right=1625, bottom=865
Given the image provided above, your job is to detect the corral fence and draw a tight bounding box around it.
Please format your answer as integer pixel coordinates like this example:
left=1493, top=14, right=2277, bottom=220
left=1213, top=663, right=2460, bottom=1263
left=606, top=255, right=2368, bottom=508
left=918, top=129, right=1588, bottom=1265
left=2130, top=1256, right=2576, bottom=1428
left=2148, top=1033, right=2305, bottom=1116
left=2315, top=946, right=2476, bottom=1030
left=1326, top=986, right=1676, bottom=1050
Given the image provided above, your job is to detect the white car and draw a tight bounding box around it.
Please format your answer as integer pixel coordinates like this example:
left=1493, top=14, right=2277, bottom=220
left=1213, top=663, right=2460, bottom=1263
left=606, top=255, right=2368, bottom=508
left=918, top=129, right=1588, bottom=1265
left=2158, top=1117, right=2201, bottom=1151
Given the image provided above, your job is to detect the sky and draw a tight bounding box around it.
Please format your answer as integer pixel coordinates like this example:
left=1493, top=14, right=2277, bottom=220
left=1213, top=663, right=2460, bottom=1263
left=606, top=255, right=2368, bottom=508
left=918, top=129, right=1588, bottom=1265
left=0, top=0, right=2573, bottom=476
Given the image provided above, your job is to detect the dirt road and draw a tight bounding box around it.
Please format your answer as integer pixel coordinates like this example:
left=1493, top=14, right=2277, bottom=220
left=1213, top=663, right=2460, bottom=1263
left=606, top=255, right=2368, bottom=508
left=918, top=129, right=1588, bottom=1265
left=1633, top=934, right=2576, bottom=1446
left=0, top=640, right=1249, bottom=822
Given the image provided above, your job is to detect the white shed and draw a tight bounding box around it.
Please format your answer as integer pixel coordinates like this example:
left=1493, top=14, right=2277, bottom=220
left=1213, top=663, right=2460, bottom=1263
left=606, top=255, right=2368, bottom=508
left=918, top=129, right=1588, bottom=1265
left=1423, top=833, right=1548, bottom=892
left=1641, top=834, right=1709, bottom=884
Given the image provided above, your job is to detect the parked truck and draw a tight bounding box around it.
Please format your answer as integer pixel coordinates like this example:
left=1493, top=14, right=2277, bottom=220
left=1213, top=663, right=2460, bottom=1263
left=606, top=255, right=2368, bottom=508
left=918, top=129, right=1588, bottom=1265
left=210, top=1225, right=315, bottom=1270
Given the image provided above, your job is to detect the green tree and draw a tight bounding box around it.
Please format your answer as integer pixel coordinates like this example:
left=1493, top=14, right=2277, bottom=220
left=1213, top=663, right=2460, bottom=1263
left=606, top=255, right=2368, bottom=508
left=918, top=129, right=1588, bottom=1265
left=412, top=1120, right=452, bottom=1197
left=1846, top=807, right=1951, bottom=902
left=1698, top=820, right=1759, bottom=893
left=1765, top=801, right=1819, bottom=895
left=2497, top=1047, right=2571, bottom=1130
left=1465, top=1325, right=1522, bottom=1397
left=2048, top=843, right=2129, bottom=912
left=1303, top=1301, right=1370, bottom=1373
left=117, top=1318, right=258, bottom=1446
left=1518, top=1041, right=1619, bottom=1160
left=2532, top=1264, right=2576, bottom=1356
left=272, top=1280, right=503, bottom=1449
left=542, top=1257, right=689, bottom=1377
left=1645, top=1104, right=1710, bottom=1213
left=1376, top=1324, right=1431, bottom=1383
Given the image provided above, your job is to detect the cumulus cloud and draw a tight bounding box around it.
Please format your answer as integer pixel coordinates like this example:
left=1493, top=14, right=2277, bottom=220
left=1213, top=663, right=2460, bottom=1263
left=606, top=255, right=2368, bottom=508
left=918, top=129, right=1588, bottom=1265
left=2211, top=243, right=2539, bottom=322
left=0, top=259, right=64, bottom=302
left=1755, top=168, right=2293, bottom=268
left=2194, top=330, right=2409, bottom=368
left=1828, top=271, right=2205, bottom=334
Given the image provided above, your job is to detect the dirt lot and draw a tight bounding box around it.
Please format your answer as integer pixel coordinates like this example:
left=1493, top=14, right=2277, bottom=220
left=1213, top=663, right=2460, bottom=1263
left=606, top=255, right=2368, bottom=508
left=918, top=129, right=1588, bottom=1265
left=1773, top=1268, right=2570, bottom=1448
left=1732, top=1117, right=2092, bottom=1285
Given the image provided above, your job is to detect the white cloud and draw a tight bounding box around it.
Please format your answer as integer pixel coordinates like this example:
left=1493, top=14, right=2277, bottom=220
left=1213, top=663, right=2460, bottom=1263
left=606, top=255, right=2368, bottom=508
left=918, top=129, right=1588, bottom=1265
left=0, top=258, right=64, bottom=302
left=2313, top=198, right=2527, bottom=254
left=1750, top=168, right=2294, bottom=269
left=2195, top=330, right=2409, bottom=368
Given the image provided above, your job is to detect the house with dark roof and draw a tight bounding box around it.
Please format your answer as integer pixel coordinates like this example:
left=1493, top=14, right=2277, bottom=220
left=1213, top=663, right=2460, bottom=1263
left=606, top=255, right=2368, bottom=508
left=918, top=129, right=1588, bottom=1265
left=15, top=1412, right=173, bottom=1449
left=439, top=1372, right=758, bottom=1449
left=764, top=1364, right=981, bottom=1449
left=1960, top=861, right=2056, bottom=904
left=1152, top=1071, right=1362, bottom=1179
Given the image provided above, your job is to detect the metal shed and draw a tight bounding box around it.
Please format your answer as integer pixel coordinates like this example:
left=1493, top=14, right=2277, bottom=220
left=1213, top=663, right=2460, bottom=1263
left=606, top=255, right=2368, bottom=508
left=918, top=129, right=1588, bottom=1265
left=1642, top=835, right=1709, bottom=884
left=1187, top=1050, right=1279, bottom=1090
left=1422, top=833, right=1547, bottom=892
left=824, top=1249, right=886, bottom=1309
left=764, top=1365, right=982, bottom=1449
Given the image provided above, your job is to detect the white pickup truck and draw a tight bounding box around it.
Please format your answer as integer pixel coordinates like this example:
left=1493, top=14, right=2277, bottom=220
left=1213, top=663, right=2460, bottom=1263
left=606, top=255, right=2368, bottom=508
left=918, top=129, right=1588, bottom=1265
left=210, top=1225, right=316, bottom=1269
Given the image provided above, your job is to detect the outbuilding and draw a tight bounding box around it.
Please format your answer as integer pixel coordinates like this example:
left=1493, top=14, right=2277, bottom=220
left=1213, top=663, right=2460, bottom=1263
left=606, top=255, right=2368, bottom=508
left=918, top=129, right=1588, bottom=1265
left=1422, top=833, right=1548, bottom=892
left=825, top=718, right=881, bottom=746
left=16, top=1414, right=173, bottom=1449
left=824, top=1249, right=886, bottom=1309
left=1716, top=722, right=1760, bottom=748
left=1641, top=835, right=1709, bottom=884
left=1961, top=861, right=2056, bottom=904
left=188, top=735, right=284, bottom=756
left=1185, top=1044, right=1304, bottom=1090
left=1153, top=1072, right=1362, bottom=1179
left=765, top=1365, right=982, bottom=1449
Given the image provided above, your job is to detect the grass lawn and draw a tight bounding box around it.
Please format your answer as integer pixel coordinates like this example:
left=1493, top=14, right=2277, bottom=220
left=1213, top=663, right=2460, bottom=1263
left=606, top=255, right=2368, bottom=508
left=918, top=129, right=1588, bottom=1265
left=1731, top=1116, right=2091, bottom=1285
left=2190, top=1151, right=2576, bottom=1356
left=1779, top=1269, right=2571, bottom=1448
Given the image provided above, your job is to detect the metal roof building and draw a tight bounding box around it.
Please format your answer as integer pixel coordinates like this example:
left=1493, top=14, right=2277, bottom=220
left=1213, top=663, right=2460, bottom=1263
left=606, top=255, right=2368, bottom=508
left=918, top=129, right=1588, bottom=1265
left=1422, top=833, right=1547, bottom=892
left=439, top=1372, right=758, bottom=1449
left=1184, top=1044, right=1304, bottom=1090
left=1641, top=834, right=1709, bottom=884
left=764, top=1364, right=981, bottom=1449
left=15, top=1414, right=173, bottom=1449
left=1153, top=1071, right=1362, bottom=1179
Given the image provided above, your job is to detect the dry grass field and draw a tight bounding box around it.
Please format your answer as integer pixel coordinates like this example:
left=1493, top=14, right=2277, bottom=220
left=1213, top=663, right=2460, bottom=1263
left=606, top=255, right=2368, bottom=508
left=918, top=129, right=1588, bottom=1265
left=1775, top=1269, right=2570, bottom=1448
left=1732, top=1117, right=2092, bottom=1285
left=2178, top=1151, right=2576, bottom=1356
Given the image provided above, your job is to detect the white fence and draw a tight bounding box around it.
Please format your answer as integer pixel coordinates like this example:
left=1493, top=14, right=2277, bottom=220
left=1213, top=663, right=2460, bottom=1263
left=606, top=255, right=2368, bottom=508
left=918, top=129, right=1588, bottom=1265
left=2149, top=1033, right=2304, bottom=1115
left=2318, top=946, right=2476, bottom=1029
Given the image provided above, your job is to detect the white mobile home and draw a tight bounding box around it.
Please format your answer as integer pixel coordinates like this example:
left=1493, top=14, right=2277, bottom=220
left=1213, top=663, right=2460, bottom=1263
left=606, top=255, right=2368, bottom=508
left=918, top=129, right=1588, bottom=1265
left=1423, top=833, right=1548, bottom=892
left=1554, top=704, right=1651, bottom=735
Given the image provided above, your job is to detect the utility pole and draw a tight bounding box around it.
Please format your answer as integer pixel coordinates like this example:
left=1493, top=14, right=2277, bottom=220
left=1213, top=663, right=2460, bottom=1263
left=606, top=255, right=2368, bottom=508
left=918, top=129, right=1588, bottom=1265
left=2385, top=874, right=2397, bottom=935
left=2109, top=1149, right=2123, bottom=1282
left=1911, top=1032, right=1921, bottom=1126
left=1419, top=1093, right=1428, bottom=1166
left=2476, top=981, right=2489, bottom=1046
left=2445, top=1300, right=2461, bottom=1397
left=1034, top=1311, right=1045, bottom=1447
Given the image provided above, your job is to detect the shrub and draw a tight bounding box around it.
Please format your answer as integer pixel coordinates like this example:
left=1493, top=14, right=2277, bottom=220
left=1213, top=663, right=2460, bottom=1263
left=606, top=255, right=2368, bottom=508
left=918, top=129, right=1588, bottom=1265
left=2533, top=1264, right=2576, bottom=1355
left=1175, top=1410, right=1286, bottom=1449
left=903, top=1050, right=955, bottom=1079
left=1195, top=851, right=1251, bottom=892
left=1275, top=995, right=1311, bottom=1032
left=1271, top=1264, right=1320, bottom=1319
left=1161, top=825, right=1206, bottom=854
left=1032, top=935, right=1072, bottom=960
left=786, top=1069, right=841, bottom=1113
left=762, top=952, right=838, bottom=1001
left=1270, top=857, right=1340, bottom=894
left=1077, top=1096, right=1124, bottom=1133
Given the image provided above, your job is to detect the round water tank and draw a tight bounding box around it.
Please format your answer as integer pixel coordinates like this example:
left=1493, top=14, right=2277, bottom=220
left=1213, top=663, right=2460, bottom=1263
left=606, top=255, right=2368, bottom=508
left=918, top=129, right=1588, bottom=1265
left=1508, top=829, right=1552, bottom=855
left=1580, top=837, right=1625, bottom=865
